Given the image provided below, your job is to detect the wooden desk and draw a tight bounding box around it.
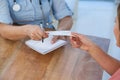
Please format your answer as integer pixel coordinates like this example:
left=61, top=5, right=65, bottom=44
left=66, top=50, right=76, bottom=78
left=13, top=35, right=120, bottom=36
left=0, top=35, right=110, bottom=80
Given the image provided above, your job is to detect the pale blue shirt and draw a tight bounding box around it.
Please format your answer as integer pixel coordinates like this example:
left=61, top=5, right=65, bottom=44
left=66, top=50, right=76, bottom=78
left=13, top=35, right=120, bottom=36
left=0, top=0, right=72, bottom=28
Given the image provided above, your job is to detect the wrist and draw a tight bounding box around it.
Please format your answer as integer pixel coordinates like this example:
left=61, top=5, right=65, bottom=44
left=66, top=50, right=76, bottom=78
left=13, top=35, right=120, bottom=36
left=88, top=43, right=100, bottom=54
left=21, top=25, right=30, bottom=37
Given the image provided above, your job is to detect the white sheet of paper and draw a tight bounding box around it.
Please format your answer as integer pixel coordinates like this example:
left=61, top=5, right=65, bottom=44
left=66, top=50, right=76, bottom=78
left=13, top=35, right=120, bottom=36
left=47, top=31, right=71, bottom=36
left=25, top=36, right=67, bottom=55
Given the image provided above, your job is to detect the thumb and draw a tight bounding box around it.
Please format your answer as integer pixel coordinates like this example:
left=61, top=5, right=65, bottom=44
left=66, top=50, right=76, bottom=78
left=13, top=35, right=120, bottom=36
left=51, top=36, right=59, bottom=44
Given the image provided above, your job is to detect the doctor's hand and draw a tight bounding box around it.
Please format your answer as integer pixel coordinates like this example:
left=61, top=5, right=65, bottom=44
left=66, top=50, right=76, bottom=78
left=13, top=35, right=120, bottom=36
left=23, top=25, right=48, bottom=40
left=70, top=32, right=97, bottom=52
left=51, top=36, right=67, bottom=44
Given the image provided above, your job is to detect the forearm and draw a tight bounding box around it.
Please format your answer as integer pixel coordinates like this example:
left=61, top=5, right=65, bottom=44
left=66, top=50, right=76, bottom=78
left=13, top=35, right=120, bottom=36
left=0, top=23, right=27, bottom=40
left=57, top=16, right=73, bottom=30
left=89, top=45, right=120, bottom=75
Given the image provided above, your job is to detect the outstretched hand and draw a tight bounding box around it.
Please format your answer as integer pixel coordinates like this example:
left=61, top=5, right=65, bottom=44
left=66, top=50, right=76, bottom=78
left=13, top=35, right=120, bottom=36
left=70, top=32, right=96, bottom=52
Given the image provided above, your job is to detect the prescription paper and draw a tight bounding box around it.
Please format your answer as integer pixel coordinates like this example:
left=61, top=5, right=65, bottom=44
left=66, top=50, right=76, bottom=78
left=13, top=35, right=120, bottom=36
left=46, top=31, right=71, bottom=36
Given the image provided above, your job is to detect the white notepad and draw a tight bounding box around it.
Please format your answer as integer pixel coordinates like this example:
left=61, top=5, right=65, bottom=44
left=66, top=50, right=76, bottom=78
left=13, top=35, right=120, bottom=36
left=25, top=36, right=67, bottom=55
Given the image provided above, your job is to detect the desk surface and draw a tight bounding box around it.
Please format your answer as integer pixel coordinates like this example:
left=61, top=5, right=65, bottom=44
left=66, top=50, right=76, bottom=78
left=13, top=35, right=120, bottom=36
left=0, top=35, right=110, bottom=80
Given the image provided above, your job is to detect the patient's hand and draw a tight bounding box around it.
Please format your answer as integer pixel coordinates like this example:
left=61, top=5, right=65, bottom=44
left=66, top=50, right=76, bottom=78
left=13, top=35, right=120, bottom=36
left=70, top=32, right=97, bottom=52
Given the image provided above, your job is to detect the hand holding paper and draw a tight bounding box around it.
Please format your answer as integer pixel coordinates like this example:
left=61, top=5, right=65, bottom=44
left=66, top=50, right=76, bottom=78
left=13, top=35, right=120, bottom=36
left=25, top=31, right=71, bottom=55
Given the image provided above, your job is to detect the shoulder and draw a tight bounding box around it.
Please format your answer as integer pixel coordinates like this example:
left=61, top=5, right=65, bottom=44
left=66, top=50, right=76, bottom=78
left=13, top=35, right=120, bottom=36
left=0, top=0, right=13, bottom=24
left=109, top=68, right=120, bottom=80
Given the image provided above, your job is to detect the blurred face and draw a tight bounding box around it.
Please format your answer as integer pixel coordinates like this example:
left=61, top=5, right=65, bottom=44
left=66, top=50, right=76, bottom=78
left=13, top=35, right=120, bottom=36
left=114, top=17, right=120, bottom=47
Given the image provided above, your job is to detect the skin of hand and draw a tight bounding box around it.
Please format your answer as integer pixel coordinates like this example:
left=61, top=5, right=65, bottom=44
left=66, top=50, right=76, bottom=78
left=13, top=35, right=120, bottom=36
left=51, top=16, right=73, bottom=44
left=23, top=25, right=48, bottom=40
left=70, top=32, right=97, bottom=52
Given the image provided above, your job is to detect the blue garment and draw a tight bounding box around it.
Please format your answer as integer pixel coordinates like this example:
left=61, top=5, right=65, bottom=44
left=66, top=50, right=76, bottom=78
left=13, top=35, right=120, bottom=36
left=0, top=0, right=72, bottom=28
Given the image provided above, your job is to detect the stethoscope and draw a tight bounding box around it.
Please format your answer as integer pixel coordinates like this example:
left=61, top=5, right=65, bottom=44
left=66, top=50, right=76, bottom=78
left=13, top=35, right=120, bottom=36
left=12, top=0, right=22, bottom=12
left=12, top=0, right=53, bottom=28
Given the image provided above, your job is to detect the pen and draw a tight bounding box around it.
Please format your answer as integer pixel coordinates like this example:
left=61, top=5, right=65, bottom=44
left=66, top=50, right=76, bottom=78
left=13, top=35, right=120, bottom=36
left=40, top=23, right=44, bottom=43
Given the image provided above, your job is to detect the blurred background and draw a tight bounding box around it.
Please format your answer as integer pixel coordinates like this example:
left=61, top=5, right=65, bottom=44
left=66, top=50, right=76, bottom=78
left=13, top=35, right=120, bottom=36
left=65, top=0, right=120, bottom=80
